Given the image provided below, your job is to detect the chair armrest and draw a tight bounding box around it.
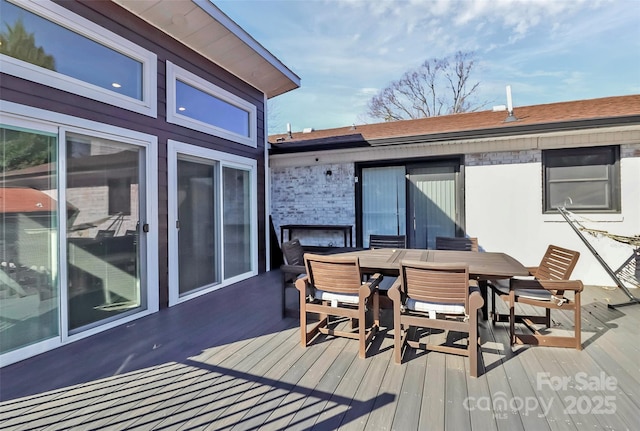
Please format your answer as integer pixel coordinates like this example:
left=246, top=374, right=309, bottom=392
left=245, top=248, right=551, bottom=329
left=361, top=273, right=383, bottom=296
left=280, top=264, right=305, bottom=275
left=510, top=278, right=584, bottom=292
left=295, top=276, right=310, bottom=293
left=387, top=279, right=402, bottom=302
left=469, top=290, right=484, bottom=311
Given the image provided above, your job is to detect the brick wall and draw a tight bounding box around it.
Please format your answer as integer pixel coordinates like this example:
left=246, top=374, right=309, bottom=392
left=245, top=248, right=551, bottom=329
left=467, top=143, right=639, bottom=166
left=466, top=150, right=540, bottom=166
left=271, top=163, right=355, bottom=246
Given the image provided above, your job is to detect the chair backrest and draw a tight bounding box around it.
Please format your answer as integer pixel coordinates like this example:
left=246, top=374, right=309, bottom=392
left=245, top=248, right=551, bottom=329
left=400, top=260, right=471, bottom=312
left=435, top=236, right=478, bottom=252
left=534, top=245, right=580, bottom=280
left=369, top=234, right=406, bottom=249
left=96, top=230, right=115, bottom=239
left=304, top=253, right=363, bottom=294
left=281, top=238, right=305, bottom=266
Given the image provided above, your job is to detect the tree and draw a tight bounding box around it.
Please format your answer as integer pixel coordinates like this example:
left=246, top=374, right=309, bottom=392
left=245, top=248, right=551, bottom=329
left=0, top=129, right=56, bottom=173
left=0, top=18, right=56, bottom=70
left=366, top=51, right=483, bottom=121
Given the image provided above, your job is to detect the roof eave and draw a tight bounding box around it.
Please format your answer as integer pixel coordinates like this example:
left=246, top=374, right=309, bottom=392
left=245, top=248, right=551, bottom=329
left=269, top=115, right=640, bottom=154
left=112, top=0, right=300, bottom=98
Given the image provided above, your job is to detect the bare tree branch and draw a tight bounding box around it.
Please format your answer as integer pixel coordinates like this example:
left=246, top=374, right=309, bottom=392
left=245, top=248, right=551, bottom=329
left=366, top=51, right=484, bottom=121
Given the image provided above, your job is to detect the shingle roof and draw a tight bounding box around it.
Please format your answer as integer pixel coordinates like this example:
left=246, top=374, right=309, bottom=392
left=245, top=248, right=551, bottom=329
left=0, top=188, right=57, bottom=213
left=269, top=95, right=640, bottom=148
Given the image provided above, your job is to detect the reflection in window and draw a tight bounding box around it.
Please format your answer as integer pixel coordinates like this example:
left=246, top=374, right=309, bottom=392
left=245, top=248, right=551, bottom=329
left=223, top=167, right=251, bottom=277
left=0, top=126, right=59, bottom=354
left=176, top=80, right=250, bottom=137
left=177, top=158, right=219, bottom=295
left=0, top=0, right=143, bottom=100
left=66, top=133, right=142, bottom=331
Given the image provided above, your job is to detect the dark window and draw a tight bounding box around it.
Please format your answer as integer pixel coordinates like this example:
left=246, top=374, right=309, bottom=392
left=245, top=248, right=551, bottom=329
left=108, top=178, right=131, bottom=215
left=543, top=146, right=620, bottom=213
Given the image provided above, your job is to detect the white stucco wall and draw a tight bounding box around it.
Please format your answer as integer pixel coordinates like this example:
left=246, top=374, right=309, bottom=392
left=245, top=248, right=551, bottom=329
left=466, top=144, right=640, bottom=287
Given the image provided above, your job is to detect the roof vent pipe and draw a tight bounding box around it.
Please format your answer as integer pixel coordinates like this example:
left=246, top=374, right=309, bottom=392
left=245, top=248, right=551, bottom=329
left=287, top=122, right=292, bottom=139
left=504, top=85, right=518, bottom=122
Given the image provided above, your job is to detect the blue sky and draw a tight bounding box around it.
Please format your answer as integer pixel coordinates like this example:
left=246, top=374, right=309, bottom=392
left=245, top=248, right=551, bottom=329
left=215, top=0, right=640, bottom=134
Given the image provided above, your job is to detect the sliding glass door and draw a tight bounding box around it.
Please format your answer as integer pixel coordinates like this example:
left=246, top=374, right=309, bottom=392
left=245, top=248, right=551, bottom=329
left=1, top=119, right=154, bottom=363
left=407, top=164, right=459, bottom=249
left=360, top=160, right=463, bottom=249
left=361, top=166, right=406, bottom=248
left=176, top=157, right=220, bottom=295
left=65, top=132, right=145, bottom=330
left=0, top=126, right=59, bottom=354
left=168, top=141, right=257, bottom=305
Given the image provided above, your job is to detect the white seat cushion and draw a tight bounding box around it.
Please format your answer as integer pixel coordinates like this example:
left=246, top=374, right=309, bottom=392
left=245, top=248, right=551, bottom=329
left=492, top=276, right=537, bottom=296
left=405, top=286, right=480, bottom=318
left=315, top=290, right=359, bottom=306
left=406, top=298, right=465, bottom=316
left=514, top=289, right=553, bottom=301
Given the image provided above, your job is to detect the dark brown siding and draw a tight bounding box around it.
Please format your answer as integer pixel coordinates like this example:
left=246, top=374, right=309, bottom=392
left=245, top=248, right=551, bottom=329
left=1, top=1, right=268, bottom=307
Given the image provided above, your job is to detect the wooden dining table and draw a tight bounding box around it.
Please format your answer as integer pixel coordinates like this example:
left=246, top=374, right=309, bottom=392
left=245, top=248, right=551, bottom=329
left=337, top=248, right=530, bottom=319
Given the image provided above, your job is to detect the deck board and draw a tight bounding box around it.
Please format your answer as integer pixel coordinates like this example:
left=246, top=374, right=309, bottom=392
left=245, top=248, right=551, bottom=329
left=1, top=269, right=638, bottom=431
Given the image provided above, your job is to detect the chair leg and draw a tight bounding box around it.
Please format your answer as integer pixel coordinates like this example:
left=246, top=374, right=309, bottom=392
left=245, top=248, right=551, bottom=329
left=282, top=273, right=287, bottom=319
left=509, top=291, right=516, bottom=346
left=490, top=286, right=496, bottom=324
left=469, top=310, right=479, bottom=378
left=358, top=300, right=366, bottom=359
left=545, top=308, right=551, bottom=327
left=574, top=292, right=582, bottom=350
left=299, top=291, right=307, bottom=348
left=373, top=291, right=380, bottom=329
left=393, top=307, right=403, bottom=364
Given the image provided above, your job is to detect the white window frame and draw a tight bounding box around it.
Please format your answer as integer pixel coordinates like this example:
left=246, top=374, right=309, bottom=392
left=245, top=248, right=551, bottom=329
left=0, top=0, right=157, bottom=117
left=166, top=61, right=257, bottom=147
left=167, top=139, right=258, bottom=306
left=0, top=101, right=159, bottom=367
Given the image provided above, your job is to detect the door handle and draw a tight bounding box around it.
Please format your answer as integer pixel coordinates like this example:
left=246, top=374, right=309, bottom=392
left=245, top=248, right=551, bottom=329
left=143, top=223, right=149, bottom=233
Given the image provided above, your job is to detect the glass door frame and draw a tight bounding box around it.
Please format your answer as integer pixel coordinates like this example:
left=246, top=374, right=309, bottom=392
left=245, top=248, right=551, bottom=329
left=167, top=140, right=258, bottom=306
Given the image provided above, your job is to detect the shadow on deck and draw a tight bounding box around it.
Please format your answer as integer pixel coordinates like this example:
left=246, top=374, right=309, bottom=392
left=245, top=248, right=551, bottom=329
left=1, top=270, right=639, bottom=430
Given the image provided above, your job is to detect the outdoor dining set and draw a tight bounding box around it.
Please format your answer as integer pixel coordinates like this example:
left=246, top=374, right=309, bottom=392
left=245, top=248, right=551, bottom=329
left=281, top=235, right=583, bottom=378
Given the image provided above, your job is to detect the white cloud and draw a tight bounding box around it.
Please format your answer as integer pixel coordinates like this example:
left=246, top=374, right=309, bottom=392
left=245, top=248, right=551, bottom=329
left=217, top=0, right=639, bottom=130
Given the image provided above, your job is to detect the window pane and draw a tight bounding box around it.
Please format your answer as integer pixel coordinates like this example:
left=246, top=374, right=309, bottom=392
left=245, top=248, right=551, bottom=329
left=362, top=166, right=406, bottom=247
left=0, top=0, right=143, bottom=99
left=177, top=158, right=219, bottom=295
left=544, top=146, right=618, bottom=212
left=66, top=133, right=142, bottom=331
left=176, top=80, right=250, bottom=137
left=548, top=164, right=609, bottom=181
left=0, top=126, right=59, bottom=354
left=549, top=181, right=610, bottom=209
left=223, top=167, right=251, bottom=277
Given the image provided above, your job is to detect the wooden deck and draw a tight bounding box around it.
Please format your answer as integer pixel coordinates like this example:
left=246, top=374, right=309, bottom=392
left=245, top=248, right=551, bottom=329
left=1, top=270, right=638, bottom=430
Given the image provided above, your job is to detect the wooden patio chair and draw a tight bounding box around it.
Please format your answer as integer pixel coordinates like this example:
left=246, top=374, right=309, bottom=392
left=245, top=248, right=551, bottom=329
left=388, top=260, right=483, bottom=377
left=280, top=238, right=306, bottom=318
left=295, top=253, right=382, bottom=358
left=369, top=234, right=406, bottom=249
left=435, top=236, right=479, bottom=251
left=490, top=245, right=583, bottom=349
